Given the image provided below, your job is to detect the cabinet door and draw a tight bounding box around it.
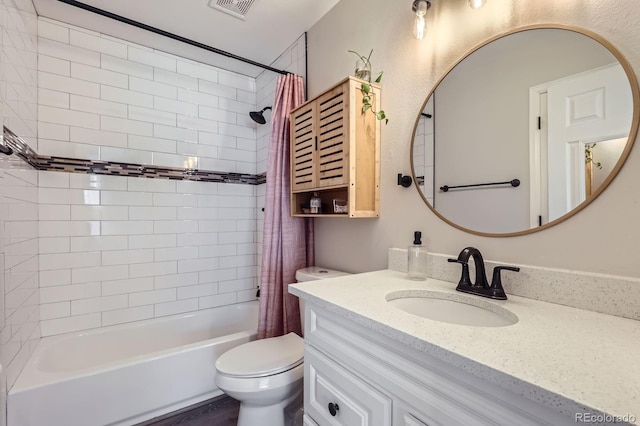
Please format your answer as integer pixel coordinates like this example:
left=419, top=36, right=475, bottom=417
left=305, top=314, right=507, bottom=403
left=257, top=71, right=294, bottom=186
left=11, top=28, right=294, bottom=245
left=305, top=345, right=391, bottom=426
left=304, top=414, right=320, bottom=426
left=291, top=102, right=318, bottom=192
left=316, top=83, right=349, bottom=189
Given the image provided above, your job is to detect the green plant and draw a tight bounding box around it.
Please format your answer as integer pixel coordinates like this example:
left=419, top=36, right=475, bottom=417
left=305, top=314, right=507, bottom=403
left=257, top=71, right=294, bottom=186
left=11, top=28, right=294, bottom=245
left=585, top=143, right=602, bottom=169
left=348, top=49, right=388, bottom=124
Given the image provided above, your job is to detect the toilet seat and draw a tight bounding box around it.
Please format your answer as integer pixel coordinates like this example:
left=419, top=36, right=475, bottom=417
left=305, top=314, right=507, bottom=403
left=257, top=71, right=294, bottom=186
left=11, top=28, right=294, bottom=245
left=216, top=332, right=304, bottom=378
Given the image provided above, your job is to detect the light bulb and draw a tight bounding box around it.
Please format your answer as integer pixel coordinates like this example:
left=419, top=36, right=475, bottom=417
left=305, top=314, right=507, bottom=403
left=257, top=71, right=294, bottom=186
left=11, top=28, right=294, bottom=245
left=469, top=0, right=486, bottom=9
left=413, top=0, right=428, bottom=40
left=414, top=14, right=426, bottom=39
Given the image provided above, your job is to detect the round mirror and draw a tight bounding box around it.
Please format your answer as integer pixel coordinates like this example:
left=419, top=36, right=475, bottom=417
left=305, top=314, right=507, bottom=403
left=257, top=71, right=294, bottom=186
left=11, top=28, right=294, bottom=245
left=411, top=25, right=639, bottom=236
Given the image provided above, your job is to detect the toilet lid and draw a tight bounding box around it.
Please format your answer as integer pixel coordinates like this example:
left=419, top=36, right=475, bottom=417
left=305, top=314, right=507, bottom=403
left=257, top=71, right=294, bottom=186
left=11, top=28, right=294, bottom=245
left=215, top=332, right=304, bottom=378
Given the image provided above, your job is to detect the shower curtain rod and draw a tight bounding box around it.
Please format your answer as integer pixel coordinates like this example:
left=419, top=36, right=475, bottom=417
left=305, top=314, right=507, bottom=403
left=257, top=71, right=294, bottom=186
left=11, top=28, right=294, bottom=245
left=56, top=0, right=290, bottom=75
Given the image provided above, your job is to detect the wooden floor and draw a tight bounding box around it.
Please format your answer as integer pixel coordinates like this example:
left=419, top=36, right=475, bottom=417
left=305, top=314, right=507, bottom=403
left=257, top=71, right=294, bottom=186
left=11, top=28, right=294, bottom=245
left=138, top=395, right=240, bottom=426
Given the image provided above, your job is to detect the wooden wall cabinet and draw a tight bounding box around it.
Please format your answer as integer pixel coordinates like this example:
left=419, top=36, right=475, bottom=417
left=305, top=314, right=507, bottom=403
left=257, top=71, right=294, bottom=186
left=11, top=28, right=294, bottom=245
left=289, top=77, right=380, bottom=218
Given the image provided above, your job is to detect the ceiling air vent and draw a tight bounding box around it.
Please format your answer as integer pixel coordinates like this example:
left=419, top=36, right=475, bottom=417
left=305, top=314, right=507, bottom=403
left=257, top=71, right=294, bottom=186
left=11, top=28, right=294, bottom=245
left=208, top=0, right=256, bottom=20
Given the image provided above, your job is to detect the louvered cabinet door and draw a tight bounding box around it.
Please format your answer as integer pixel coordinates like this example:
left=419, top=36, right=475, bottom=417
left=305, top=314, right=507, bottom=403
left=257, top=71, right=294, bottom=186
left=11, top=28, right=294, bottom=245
left=316, top=83, right=349, bottom=189
left=290, top=103, right=317, bottom=192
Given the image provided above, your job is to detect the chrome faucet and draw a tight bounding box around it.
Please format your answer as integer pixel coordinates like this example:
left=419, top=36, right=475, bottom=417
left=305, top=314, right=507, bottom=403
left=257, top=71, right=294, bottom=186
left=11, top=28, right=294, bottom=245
left=447, top=247, right=519, bottom=300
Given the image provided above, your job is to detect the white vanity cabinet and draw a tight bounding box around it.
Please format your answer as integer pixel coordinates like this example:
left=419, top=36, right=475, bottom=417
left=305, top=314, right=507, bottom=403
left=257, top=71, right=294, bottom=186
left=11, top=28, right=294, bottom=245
left=302, top=303, right=575, bottom=426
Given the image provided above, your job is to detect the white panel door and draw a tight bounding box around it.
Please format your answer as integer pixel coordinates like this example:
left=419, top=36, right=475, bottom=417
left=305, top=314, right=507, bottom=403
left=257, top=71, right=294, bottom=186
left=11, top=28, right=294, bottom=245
left=547, top=63, right=632, bottom=221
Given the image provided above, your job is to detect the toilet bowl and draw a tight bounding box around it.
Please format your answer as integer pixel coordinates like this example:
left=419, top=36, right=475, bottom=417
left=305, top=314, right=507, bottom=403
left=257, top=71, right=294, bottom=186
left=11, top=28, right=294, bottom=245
left=215, top=266, right=350, bottom=426
left=215, top=333, right=304, bottom=426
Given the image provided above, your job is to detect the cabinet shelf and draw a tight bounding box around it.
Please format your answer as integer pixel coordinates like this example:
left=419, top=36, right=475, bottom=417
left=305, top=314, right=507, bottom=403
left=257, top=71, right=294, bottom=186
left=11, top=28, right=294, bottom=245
left=289, top=76, right=380, bottom=218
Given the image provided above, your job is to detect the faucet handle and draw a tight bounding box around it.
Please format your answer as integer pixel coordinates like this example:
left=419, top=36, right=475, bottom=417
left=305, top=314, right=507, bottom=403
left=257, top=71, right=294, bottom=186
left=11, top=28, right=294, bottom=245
left=448, top=258, right=472, bottom=288
left=489, top=266, right=520, bottom=300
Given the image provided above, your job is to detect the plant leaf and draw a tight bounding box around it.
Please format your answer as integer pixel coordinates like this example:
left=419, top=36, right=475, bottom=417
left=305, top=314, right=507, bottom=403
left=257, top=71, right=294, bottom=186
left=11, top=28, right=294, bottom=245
left=374, top=71, right=383, bottom=83
left=376, top=111, right=386, bottom=121
left=362, top=104, right=372, bottom=114
left=348, top=50, right=366, bottom=62
left=360, top=83, right=370, bottom=94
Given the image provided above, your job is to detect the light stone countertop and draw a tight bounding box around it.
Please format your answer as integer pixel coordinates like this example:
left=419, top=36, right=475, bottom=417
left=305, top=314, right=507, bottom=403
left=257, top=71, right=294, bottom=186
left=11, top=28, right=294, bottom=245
left=289, top=269, right=640, bottom=422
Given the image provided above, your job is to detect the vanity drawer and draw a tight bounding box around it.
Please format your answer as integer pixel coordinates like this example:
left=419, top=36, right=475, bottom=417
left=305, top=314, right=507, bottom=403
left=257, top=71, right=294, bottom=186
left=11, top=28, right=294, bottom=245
left=304, top=345, right=392, bottom=426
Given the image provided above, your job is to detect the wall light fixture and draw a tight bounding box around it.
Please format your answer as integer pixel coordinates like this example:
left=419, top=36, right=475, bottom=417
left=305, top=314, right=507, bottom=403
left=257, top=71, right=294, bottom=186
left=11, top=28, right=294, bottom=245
left=411, top=0, right=431, bottom=40
left=412, top=0, right=485, bottom=40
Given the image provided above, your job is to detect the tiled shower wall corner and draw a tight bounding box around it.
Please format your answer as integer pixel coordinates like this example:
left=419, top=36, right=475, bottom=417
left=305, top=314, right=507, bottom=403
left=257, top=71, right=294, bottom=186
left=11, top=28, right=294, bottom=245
left=36, top=20, right=307, bottom=336
left=0, top=0, right=39, bottom=390
left=255, top=34, right=307, bottom=276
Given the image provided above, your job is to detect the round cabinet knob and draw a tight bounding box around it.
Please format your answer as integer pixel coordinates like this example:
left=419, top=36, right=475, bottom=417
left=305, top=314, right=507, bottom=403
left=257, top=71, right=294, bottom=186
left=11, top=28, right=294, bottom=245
left=328, top=402, right=340, bottom=416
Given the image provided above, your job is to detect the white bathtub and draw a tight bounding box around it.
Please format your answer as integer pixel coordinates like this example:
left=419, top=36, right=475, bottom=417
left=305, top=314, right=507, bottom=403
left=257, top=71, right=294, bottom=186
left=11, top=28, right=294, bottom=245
left=8, top=301, right=258, bottom=426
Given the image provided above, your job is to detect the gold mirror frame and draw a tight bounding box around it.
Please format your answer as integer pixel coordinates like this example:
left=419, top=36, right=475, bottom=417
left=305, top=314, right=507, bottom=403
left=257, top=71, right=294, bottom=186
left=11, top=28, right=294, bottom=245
left=410, top=24, right=640, bottom=238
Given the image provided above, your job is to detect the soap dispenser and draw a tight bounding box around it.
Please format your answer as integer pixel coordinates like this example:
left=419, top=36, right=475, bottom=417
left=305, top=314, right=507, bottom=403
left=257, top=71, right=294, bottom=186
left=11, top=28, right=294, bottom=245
left=407, top=231, right=428, bottom=280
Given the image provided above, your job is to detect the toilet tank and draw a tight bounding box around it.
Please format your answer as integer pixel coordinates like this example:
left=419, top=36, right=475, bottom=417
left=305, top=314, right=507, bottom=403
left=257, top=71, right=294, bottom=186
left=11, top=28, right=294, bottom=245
left=295, top=266, right=351, bottom=282
left=294, top=267, right=351, bottom=333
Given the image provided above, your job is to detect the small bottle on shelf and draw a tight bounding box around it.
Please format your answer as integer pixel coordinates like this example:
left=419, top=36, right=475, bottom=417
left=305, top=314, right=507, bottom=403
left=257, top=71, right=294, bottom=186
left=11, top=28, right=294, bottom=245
left=310, top=192, right=321, bottom=214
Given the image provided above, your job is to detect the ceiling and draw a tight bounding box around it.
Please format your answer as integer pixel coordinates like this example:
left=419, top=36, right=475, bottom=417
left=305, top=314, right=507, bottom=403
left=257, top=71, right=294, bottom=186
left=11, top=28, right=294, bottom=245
left=32, top=0, right=341, bottom=77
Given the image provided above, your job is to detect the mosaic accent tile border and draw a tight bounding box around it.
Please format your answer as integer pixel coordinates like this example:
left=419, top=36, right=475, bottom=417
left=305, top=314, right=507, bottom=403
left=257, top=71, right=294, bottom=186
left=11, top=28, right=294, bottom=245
left=3, top=127, right=265, bottom=185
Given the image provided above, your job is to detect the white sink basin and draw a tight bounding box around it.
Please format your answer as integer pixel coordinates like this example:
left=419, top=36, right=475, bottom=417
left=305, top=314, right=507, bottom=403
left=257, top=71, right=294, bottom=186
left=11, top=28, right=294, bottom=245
left=386, top=290, right=518, bottom=327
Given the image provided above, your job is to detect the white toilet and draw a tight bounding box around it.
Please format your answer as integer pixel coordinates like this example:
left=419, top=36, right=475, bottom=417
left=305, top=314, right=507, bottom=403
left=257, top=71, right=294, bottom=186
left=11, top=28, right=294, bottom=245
left=215, top=266, right=350, bottom=426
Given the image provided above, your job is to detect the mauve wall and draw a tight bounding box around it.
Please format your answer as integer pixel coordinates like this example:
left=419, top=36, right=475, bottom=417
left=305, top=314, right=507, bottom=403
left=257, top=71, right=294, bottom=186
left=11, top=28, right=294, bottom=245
left=0, top=0, right=40, bottom=391
left=36, top=19, right=307, bottom=336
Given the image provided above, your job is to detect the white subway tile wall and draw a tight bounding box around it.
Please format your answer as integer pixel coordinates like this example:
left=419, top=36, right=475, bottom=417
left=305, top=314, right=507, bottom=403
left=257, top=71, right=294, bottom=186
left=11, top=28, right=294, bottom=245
left=37, top=17, right=258, bottom=175
left=32, top=20, right=305, bottom=340
left=0, top=0, right=40, bottom=390
left=35, top=18, right=256, bottom=338
left=38, top=171, right=258, bottom=335
left=0, top=168, right=40, bottom=388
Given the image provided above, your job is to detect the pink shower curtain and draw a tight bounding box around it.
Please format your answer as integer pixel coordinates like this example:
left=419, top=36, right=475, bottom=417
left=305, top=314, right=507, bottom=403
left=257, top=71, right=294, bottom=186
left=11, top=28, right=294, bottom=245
left=258, top=74, right=314, bottom=339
